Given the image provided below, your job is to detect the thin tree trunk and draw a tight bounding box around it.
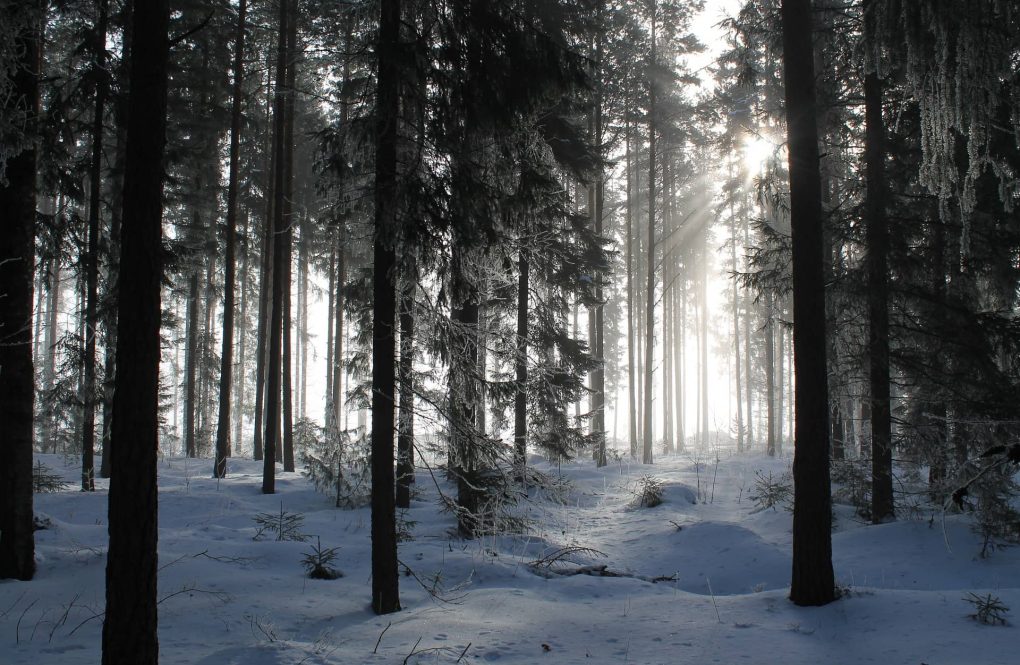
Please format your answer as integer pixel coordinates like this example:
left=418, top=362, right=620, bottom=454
left=514, top=250, right=529, bottom=472
left=81, top=0, right=109, bottom=491
left=281, top=0, right=297, bottom=474
left=184, top=270, right=200, bottom=457
left=215, top=0, right=247, bottom=478
left=325, top=246, right=336, bottom=423
left=864, top=0, right=893, bottom=522
left=263, top=0, right=290, bottom=493
left=642, top=5, right=657, bottom=465
left=43, top=233, right=62, bottom=453
left=371, top=0, right=401, bottom=615
left=765, top=297, right=776, bottom=456
left=101, top=0, right=168, bottom=658
left=731, top=188, right=744, bottom=452
left=625, top=113, right=637, bottom=459
left=100, top=0, right=132, bottom=478
left=396, top=267, right=415, bottom=509
left=781, top=0, right=835, bottom=606
left=234, top=212, right=250, bottom=456
left=252, top=49, right=277, bottom=462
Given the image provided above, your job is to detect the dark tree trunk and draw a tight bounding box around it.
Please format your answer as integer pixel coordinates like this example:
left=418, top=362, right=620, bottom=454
left=100, top=0, right=169, bottom=660
left=234, top=212, right=250, bottom=455
left=325, top=246, right=336, bottom=422
left=263, top=0, right=290, bottom=493
left=731, top=188, right=744, bottom=452
left=281, top=0, right=297, bottom=474
left=184, top=269, right=200, bottom=457
left=100, top=0, right=133, bottom=478
left=642, top=9, right=657, bottom=465
left=864, top=0, right=893, bottom=523
left=592, top=20, right=607, bottom=466
left=765, top=299, right=776, bottom=457
left=0, top=0, right=40, bottom=582
left=81, top=0, right=109, bottom=491
left=370, top=0, right=402, bottom=615
left=514, top=250, right=529, bottom=472
left=625, top=114, right=638, bottom=460
left=396, top=267, right=415, bottom=509
left=781, top=0, right=835, bottom=607
left=215, top=0, right=246, bottom=478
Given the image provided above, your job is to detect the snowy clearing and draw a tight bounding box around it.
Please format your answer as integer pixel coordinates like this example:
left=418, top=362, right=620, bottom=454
left=1, top=451, right=1016, bottom=664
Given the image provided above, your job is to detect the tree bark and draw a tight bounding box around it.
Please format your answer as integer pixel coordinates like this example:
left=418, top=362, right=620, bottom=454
left=183, top=269, right=200, bottom=457
left=396, top=267, right=415, bottom=509
left=642, top=7, right=657, bottom=465
left=281, top=0, right=297, bottom=474
left=101, top=0, right=169, bottom=659
left=263, top=0, right=290, bottom=493
left=864, top=0, right=893, bottom=523
left=514, top=250, right=529, bottom=472
left=370, top=0, right=402, bottom=615
left=81, top=0, right=109, bottom=491
left=625, top=113, right=638, bottom=460
left=214, top=0, right=247, bottom=478
left=0, top=0, right=40, bottom=581
left=781, top=0, right=835, bottom=607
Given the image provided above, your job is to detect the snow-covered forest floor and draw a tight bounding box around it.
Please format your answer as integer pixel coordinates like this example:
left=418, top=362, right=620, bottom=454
left=1, top=450, right=1016, bottom=664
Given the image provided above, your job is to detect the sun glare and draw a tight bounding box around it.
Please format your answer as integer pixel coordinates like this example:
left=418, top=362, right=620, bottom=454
left=741, top=134, right=776, bottom=173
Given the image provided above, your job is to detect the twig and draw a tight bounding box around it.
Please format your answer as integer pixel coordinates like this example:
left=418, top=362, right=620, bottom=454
left=706, top=577, right=722, bottom=623
left=68, top=610, right=103, bottom=636
left=373, top=621, right=392, bottom=654
left=402, top=636, right=423, bottom=665
left=48, top=591, right=81, bottom=642
left=16, top=598, right=38, bottom=644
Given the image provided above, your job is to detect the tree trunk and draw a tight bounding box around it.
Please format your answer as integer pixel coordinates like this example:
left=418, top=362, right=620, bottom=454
left=234, top=213, right=250, bottom=456
left=281, top=0, right=297, bottom=474
left=325, top=246, right=336, bottom=422
left=514, top=251, right=529, bottom=472
left=263, top=0, right=290, bottom=493
left=396, top=267, right=415, bottom=509
left=214, top=0, right=247, bottom=478
left=864, top=0, right=893, bottom=522
left=642, top=6, right=657, bottom=465
left=0, top=0, right=40, bottom=581
left=765, top=298, right=776, bottom=457
left=100, top=0, right=132, bottom=478
left=370, top=0, right=402, bottom=615
left=625, top=113, right=637, bottom=460
left=101, top=0, right=169, bottom=659
left=184, top=269, right=200, bottom=457
left=781, top=0, right=835, bottom=607
left=731, top=189, right=744, bottom=452
left=81, top=0, right=109, bottom=491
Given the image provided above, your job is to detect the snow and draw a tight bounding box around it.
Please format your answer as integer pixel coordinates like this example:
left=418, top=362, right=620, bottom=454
left=2, top=451, right=1017, bottom=664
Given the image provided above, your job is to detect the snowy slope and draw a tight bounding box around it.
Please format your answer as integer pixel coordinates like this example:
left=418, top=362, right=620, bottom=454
left=1, top=451, right=1016, bottom=664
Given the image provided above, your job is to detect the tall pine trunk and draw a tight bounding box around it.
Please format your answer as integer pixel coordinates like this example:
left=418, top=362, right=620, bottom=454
left=864, top=0, right=893, bottom=522
left=370, top=0, right=401, bottom=615
left=396, top=267, right=415, bottom=508
left=101, top=0, right=169, bottom=659
left=263, top=0, right=290, bottom=493
left=0, top=0, right=40, bottom=581
left=781, top=0, right=835, bottom=607
left=514, top=251, right=529, bottom=472
left=281, top=0, right=297, bottom=474
left=215, top=0, right=247, bottom=478
left=625, top=113, right=637, bottom=459
left=642, top=7, right=657, bottom=465
left=81, top=0, right=109, bottom=491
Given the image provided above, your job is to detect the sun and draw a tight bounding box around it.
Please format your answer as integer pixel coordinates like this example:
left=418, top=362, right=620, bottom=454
left=741, top=133, right=776, bottom=173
